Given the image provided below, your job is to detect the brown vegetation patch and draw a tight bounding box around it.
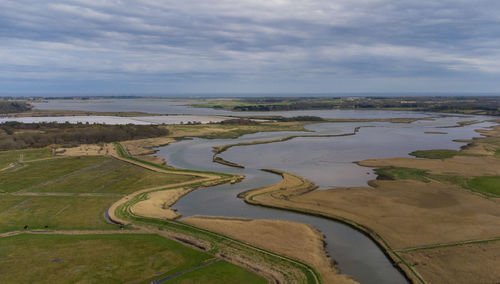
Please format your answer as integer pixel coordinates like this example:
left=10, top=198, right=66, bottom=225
left=182, top=216, right=356, bottom=284
left=400, top=240, right=500, bottom=284
left=131, top=188, right=188, bottom=220
left=424, top=131, right=447, bottom=134
left=359, top=155, right=500, bottom=176
left=56, top=144, right=108, bottom=156
left=288, top=180, right=500, bottom=249
left=121, top=136, right=174, bottom=156
left=121, top=136, right=175, bottom=165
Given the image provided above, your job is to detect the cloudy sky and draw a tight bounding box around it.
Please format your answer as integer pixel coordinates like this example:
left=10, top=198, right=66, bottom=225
left=1, top=0, right=500, bottom=95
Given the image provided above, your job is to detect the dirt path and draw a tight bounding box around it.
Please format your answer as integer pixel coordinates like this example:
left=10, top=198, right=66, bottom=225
left=107, top=143, right=219, bottom=180
left=107, top=179, right=214, bottom=225
left=23, top=156, right=65, bottom=163
left=5, top=192, right=125, bottom=197
left=0, top=229, right=152, bottom=239
left=395, top=236, right=500, bottom=252
left=0, top=164, right=15, bottom=172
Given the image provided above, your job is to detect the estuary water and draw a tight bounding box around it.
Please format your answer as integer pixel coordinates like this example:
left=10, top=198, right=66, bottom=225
left=0, top=115, right=228, bottom=125
left=155, top=115, right=496, bottom=284
left=34, top=98, right=431, bottom=118
left=30, top=98, right=496, bottom=283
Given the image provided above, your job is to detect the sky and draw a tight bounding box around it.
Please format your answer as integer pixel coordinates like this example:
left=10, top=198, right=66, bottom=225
left=1, top=0, right=500, bottom=95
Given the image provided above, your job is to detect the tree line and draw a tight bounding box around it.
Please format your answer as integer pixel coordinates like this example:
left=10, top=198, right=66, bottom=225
left=0, top=101, right=32, bottom=114
left=0, top=122, right=169, bottom=150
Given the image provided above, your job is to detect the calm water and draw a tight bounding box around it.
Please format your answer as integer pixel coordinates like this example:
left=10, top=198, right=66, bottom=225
left=34, top=98, right=433, bottom=118
left=155, top=115, right=495, bottom=284
left=221, top=121, right=495, bottom=188
left=0, top=115, right=228, bottom=125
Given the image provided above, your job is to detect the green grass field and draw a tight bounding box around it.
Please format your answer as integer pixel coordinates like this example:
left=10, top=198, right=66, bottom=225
left=374, top=168, right=500, bottom=197
left=0, top=195, right=119, bottom=232
left=374, top=167, right=430, bottom=183
left=0, top=148, right=270, bottom=283
left=409, top=149, right=461, bottom=159
left=163, top=260, right=267, bottom=284
left=0, top=234, right=215, bottom=283
left=467, top=176, right=500, bottom=196
left=0, top=156, right=195, bottom=193
left=0, top=148, right=52, bottom=169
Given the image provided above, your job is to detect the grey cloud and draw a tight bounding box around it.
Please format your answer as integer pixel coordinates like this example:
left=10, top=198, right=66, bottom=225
left=0, top=0, right=499, bottom=94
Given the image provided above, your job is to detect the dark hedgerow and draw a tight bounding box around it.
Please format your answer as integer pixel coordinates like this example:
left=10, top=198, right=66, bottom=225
left=0, top=122, right=169, bottom=150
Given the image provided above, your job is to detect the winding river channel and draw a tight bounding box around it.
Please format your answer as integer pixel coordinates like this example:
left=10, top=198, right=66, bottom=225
left=32, top=100, right=496, bottom=283
left=155, top=115, right=495, bottom=284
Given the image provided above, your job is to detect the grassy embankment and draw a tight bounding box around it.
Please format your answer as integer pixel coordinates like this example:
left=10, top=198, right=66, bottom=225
left=112, top=142, right=323, bottom=283
left=238, top=170, right=428, bottom=284
left=0, top=147, right=270, bottom=283
left=182, top=216, right=356, bottom=284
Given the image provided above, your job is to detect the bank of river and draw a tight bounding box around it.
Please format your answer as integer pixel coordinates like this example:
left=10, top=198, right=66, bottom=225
left=154, top=115, right=495, bottom=283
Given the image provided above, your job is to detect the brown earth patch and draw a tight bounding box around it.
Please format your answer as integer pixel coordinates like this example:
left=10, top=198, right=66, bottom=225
left=182, top=216, right=356, bottom=284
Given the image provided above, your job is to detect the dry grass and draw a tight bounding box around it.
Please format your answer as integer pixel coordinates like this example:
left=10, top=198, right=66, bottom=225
left=239, top=125, right=500, bottom=283
left=58, top=137, right=174, bottom=165
left=121, top=136, right=174, bottom=156
left=165, top=121, right=308, bottom=139
left=182, top=216, right=356, bottom=284
left=56, top=144, right=107, bottom=156
left=400, top=240, right=500, bottom=284
left=131, top=188, right=189, bottom=220
left=359, top=155, right=500, bottom=176
left=289, top=179, right=500, bottom=249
